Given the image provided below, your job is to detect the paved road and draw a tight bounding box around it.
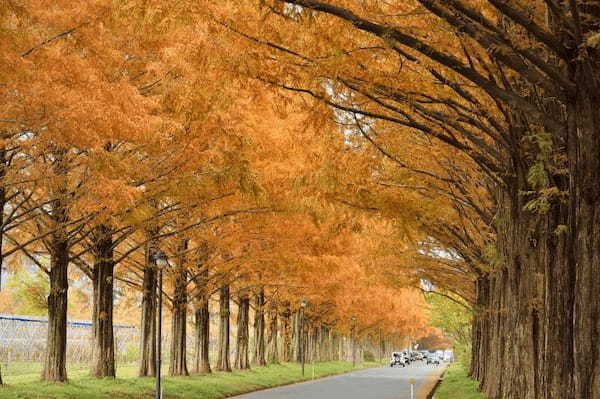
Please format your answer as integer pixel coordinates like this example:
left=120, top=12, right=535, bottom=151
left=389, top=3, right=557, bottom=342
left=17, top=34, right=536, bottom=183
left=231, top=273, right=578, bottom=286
left=234, top=362, right=445, bottom=399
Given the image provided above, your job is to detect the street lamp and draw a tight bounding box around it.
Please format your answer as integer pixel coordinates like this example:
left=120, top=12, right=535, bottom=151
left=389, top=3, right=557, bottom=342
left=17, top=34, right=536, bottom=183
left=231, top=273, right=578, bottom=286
left=152, top=250, right=169, bottom=399
left=299, top=299, right=308, bottom=376
left=351, top=316, right=357, bottom=367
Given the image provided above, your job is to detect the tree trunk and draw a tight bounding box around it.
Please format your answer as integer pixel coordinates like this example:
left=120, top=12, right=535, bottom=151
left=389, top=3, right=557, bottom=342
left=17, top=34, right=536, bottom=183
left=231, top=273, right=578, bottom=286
left=340, top=335, right=346, bottom=362
left=253, top=288, right=266, bottom=366
left=169, top=258, right=189, bottom=376
left=304, top=320, right=310, bottom=363
left=90, top=225, right=115, bottom=378
left=193, top=264, right=211, bottom=374
left=568, top=85, right=600, bottom=399
left=317, top=326, right=322, bottom=362
left=378, top=330, right=384, bottom=363
left=267, top=303, right=279, bottom=364
left=312, top=325, right=319, bottom=362
left=470, top=276, right=490, bottom=386
left=43, top=235, right=69, bottom=382
left=42, top=197, right=69, bottom=382
left=234, top=293, right=251, bottom=369
left=281, top=305, right=292, bottom=362
left=320, top=326, right=328, bottom=362
left=217, top=284, right=231, bottom=372
left=193, top=297, right=211, bottom=374
left=311, top=324, right=318, bottom=363
left=293, top=310, right=301, bottom=362
left=468, top=13, right=600, bottom=399
left=477, top=154, right=559, bottom=399
left=332, top=333, right=340, bottom=361
left=138, top=241, right=157, bottom=377
left=327, top=328, right=334, bottom=361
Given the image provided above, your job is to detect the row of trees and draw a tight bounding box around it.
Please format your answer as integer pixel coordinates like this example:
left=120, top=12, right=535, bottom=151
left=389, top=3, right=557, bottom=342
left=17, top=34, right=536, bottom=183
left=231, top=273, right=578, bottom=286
left=216, top=1, right=600, bottom=398
left=0, top=1, right=432, bottom=385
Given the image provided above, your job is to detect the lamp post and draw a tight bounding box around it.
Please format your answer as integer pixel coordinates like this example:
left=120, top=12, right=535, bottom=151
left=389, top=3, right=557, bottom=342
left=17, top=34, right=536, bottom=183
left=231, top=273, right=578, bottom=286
left=299, top=299, right=307, bottom=376
left=152, top=250, right=169, bottom=399
left=351, top=316, right=357, bottom=367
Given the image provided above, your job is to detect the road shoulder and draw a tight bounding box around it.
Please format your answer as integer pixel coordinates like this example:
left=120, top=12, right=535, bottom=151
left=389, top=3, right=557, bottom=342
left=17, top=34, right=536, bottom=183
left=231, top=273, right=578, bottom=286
left=426, top=362, right=484, bottom=399
left=417, top=364, right=448, bottom=399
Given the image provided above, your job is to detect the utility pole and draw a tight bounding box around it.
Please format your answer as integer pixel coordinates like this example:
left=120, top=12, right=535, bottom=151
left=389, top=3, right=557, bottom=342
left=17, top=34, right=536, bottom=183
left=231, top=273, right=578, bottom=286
left=153, top=250, right=169, bottom=399
left=155, top=267, right=163, bottom=399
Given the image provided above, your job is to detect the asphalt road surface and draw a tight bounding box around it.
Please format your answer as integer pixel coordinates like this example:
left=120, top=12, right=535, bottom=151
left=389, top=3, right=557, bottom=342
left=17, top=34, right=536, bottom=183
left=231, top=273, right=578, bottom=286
left=234, top=362, right=445, bottom=399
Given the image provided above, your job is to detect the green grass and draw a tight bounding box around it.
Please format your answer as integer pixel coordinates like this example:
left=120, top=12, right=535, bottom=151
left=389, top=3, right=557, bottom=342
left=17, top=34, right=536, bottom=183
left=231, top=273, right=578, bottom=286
left=434, top=362, right=484, bottom=399
left=0, top=361, right=379, bottom=398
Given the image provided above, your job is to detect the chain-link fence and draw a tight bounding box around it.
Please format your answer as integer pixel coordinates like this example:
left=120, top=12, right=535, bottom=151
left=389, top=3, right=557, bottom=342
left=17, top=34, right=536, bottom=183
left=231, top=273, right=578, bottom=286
left=0, top=303, right=364, bottom=382
left=0, top=308, right=238, bottom=379
left=0, top=314, right=140, bottom=378
left=0, top=314, right=139, bottom=364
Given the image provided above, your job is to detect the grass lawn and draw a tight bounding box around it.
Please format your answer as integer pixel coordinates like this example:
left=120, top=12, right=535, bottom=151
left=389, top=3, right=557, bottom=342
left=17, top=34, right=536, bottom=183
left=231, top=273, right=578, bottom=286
left=0, top=361, right=379, bottom=398
left=433, top=362, right=484, bottom=399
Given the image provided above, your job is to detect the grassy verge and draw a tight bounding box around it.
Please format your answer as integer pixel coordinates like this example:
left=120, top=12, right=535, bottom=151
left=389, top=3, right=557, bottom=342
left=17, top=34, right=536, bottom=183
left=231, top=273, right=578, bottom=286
left=0, top=361, right=379, bottom=398
left=433, top=362, right=484, bottom=399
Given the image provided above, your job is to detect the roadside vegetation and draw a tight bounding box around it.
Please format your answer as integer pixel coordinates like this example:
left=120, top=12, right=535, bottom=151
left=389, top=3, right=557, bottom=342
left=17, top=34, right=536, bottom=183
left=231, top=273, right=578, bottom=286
left=434, top=362, right=484, bottom=399
left=0, top=361, right=378, bottom=399
left=426, top=292, right=472, bottom=370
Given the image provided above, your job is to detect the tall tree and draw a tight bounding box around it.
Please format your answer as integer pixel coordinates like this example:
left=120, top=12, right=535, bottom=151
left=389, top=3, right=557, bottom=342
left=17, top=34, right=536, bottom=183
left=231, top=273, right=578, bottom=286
left=169, top=239, right=189, bottom=376
left=267, top=301, right=279, bottom=364
left=253, top=288, right=266, bottom=366
left=192, top=245, right=212, bottom=374
left=90, top=224, right=116, bottom=378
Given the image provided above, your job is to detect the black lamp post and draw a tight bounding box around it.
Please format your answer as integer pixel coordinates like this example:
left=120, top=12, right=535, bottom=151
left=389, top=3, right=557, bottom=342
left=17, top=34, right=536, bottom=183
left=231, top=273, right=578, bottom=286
left=152, top=250, right=169, bottom=399
left=351, top=316, right=357, bottom=367
left=299, top=299, right=308, bottom=376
